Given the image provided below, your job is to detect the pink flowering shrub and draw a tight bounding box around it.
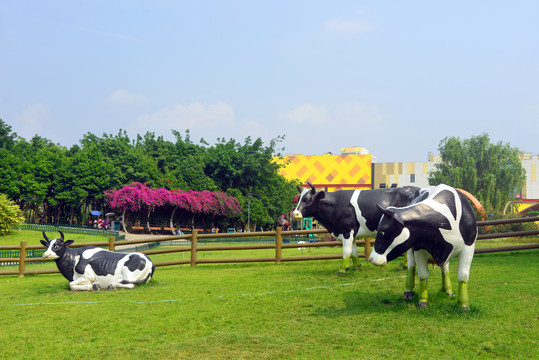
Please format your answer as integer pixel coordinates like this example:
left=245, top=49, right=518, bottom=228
left=106, top=183, right=242, bottom=220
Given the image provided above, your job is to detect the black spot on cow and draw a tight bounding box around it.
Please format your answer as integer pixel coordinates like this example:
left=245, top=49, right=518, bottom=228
left=433, top=189, right=457, bottom=220
left=125, top=254, right=147, bottom=272
left=76, top=250, right=127, bottom=277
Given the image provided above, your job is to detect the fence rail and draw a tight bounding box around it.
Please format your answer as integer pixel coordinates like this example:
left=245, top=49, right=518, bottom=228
left=1, top=217, right=538, bottom=277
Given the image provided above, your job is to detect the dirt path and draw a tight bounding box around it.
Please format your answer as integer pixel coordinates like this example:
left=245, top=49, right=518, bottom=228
left=120, top=232, right=178, bottom=241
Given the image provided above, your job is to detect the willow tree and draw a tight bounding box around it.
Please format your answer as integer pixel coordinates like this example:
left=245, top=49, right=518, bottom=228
left=428, top=133, right=526, bottom=210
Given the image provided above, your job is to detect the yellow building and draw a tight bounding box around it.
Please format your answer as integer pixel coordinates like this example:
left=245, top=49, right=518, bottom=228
left=274, top=153, right=372, bottom=192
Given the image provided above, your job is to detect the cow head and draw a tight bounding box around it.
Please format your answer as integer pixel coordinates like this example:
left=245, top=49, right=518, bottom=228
left=368, top=204, right=411, bottom=266
left=41, top=231, right=74, bottom=260
left=293, top=182, right=325, bottom=220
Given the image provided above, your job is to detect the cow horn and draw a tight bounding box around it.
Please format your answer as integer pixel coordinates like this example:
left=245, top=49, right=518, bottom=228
left=307, top=182, right=316, bottom=194
left=297, top=185, right=303, bottom=193
left=42, top=231, right=50, bottom=242
left=59, top=231, right=64, bottom=241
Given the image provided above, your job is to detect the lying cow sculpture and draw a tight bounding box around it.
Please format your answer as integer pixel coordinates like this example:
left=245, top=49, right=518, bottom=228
left=41, top=231, right=155, bottom=291
left=369, top=184, right=477, bottom=309
left=293, top=182, right=419, bottom=274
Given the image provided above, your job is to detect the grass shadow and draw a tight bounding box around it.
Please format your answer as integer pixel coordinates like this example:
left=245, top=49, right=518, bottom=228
left=311, top=289, right=484, bottom=319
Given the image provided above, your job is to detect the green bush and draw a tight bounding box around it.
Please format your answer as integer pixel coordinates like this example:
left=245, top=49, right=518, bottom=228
left=0, top=193, right=25, bottom=235
left=478, top=210, right=539, bottom=235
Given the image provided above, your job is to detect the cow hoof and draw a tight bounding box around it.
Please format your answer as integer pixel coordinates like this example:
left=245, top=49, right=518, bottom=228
left=445, top=291, right=455, bottom=297
left=417, top=302, right=428, bottom=309
left=460, top=305, right=470, bottom=311
left=402, top=291, right=414, bottom=300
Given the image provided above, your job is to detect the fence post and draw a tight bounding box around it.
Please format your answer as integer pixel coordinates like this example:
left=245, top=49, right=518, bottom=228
left=109, top=237, right=116, bottom=252
left=275, top=227, right=282, bottom=264
left=191, top=229, right=198, bottom=267
left=364, top=238, right=372, bottom=260
left=18, top=241, right=27, bottom=277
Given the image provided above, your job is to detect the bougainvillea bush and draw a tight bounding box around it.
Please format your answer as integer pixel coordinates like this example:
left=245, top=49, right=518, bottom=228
left=105, top=182, right=241, bottom=231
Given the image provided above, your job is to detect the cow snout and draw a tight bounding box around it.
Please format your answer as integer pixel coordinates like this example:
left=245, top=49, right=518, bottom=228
left=293, top=210, right=303, bottom=220
left=368, top=251, right=387, bottom=267
left=43, top=251, right=59, bottom=260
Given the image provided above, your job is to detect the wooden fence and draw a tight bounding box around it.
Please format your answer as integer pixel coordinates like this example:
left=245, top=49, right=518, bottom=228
left=1, top=217, right=538, bottom=277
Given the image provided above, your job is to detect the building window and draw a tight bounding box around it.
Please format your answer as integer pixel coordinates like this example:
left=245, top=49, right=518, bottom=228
left=410, top=174, right=415, bottom=183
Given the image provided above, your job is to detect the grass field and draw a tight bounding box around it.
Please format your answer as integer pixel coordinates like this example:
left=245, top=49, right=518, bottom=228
left=0, top=230, right=537, bottom=360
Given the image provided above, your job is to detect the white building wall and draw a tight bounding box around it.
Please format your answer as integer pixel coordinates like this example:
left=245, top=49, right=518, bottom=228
left=395, top=161, right=435, bottom=189
left=521, top=156, right=539, bottom=200
left=388, top=154, right=539, bottom=200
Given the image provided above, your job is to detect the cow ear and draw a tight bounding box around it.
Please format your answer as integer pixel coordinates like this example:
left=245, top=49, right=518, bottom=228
left=377, top=203, right=393, bottom=217
left=40, top=240, right=49, bottom=248
left=377, top=204, right=404, bottom=226
left=315, top=191, right=325, bottom=201
left=64, top=240, right=74, bottom=246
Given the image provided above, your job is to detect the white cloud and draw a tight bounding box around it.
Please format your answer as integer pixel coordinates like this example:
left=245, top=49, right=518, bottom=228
left=108, top=89, right=149, bottom=105
left=13, top=102, right=51, bottom=139
left=333, top=101, right=385, bottom=124
left=131, top=102, right=236, bottom=135
left=279, top=104, right=329, bottom=125
left=324, top=12, right=377, bottom=33
left=279, top=101, right=384, bottom=127
left=54, top=22, right=137, bottom=43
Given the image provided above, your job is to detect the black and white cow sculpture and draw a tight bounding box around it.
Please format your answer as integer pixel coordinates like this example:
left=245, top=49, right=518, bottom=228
left=41, top=231, right=155, bottom=291
left=293, top=182, right=419, bottom=274
left=369, top=184, right=477, bottom=309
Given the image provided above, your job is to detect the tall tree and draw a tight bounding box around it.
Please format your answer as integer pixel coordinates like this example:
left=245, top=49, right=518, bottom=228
left=0, top=119, right=18, bottom=150
left=429, top=133, right=526, bottom=210
left=0, top=193, right=25, bottom=235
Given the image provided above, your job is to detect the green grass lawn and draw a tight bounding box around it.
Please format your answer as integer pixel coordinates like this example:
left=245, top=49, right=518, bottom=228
left=0, top=229, right=112, bottom=246
left=0, top=240, right=537, bottom=360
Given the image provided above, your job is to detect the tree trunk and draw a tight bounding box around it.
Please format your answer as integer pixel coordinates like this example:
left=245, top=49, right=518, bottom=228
left=121, top=209, right=128, bottom=233
left=170, top=207, right=178, bottom=228
left=146, top=208, right=152, bottom=231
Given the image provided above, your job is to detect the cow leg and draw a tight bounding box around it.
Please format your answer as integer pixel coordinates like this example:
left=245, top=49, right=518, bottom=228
left=69, top=277, right=94, bottom=291
left=403, top=249, right=415, bottom=300
left=415, top=250, right=430, bottom=309
left=440, top=263, right=455, bottom=297
left=457, top=244, right=475, bottom=310
left=350, top=240, right=361, bottom=270
left=116, top=282, right=135, bottom=289
left=338, top=233, right=355, bottom=274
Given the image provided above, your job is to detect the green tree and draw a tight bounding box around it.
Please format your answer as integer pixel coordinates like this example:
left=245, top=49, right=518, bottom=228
left=0, top=193, right=25, bottom=235
left=0, top=148, right=21, bottom=200
left=429, top=133, right=526, bottom=210
left=14, top=136, right=66, bottom=222
left=0, top=119, right=18, bottom=150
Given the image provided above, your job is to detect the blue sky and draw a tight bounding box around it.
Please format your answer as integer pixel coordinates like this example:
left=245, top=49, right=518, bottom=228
left=1, top=1, right=538, bottom=162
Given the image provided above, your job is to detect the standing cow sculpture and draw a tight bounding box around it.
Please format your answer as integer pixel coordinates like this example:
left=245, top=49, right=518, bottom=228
left=369, top=184, right=477, bottom=309
left=293, top=182, right=419, bottom=274
left=41, top=231, right=155, bottom=291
